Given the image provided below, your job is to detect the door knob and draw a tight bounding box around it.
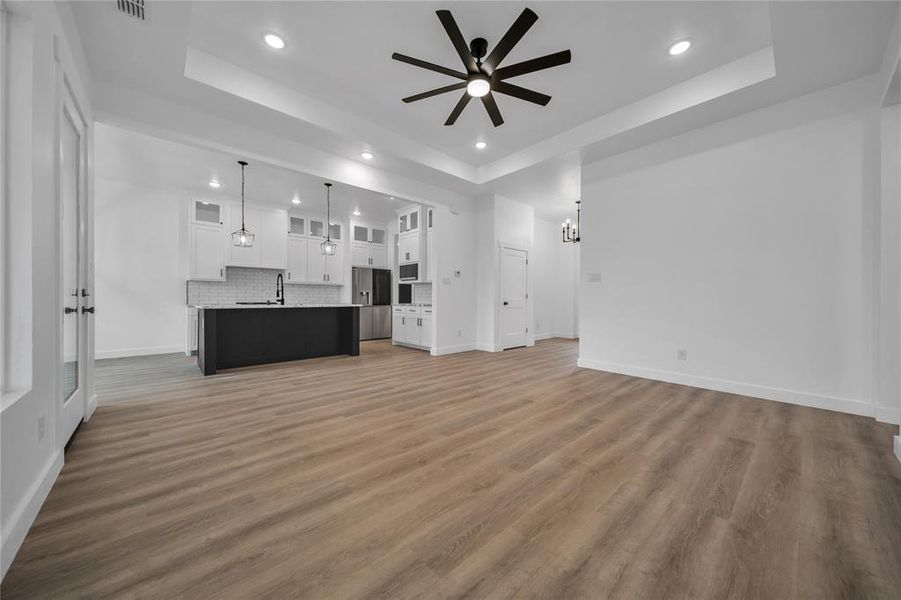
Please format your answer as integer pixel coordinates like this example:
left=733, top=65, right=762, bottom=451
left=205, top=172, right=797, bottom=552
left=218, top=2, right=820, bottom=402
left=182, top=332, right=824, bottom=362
left=503, top=301, right=509, bottom=306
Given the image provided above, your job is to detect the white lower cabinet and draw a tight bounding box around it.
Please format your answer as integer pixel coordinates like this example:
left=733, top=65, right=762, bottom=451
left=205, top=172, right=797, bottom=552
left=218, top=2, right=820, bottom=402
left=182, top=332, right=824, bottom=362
left=392, top=305, right=433, bottom=350
left=186, top=307, right=198, bottom=355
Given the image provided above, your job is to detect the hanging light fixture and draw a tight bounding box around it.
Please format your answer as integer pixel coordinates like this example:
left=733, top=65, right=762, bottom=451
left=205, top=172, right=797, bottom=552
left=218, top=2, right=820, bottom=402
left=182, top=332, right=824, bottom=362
left=232, top=160, right=255, bottom=247
left=321, top=183, right=337, bottom=256
left=562, top=200, right=581, bottom=243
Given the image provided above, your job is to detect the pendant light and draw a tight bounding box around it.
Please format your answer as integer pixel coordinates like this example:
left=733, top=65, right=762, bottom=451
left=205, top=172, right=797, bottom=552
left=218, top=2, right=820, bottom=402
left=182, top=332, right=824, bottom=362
left=232, top=160, right=255, bottom=247
left=562, top=200, right=581, bottom=243
left=321, top=183, right=337, bottom=256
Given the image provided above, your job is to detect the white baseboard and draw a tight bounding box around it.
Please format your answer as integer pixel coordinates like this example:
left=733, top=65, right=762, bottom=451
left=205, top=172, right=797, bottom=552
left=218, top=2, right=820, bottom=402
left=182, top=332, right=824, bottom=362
left=555, top=332, right=579, bottom=339
left=476, top=342, right=502, bottom=353
left=894, top=435, right=901, bottom=465
left=95, top=345, right=184, bottom=360
left=432, top=343, right=477, bottom=356
left=1, top=451, right=63, bottom=579
left=533, top=333, right=555, bottom=341
left=85, top=393, right=98, bottom=421
left=576, top=357, right=875, bottom=418
left=876, top=406, right=901, bottom=426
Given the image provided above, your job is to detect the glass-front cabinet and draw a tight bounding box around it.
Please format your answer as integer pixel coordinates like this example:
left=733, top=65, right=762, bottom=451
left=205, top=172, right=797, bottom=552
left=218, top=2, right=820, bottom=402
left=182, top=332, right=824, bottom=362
left=193, top=200, right=224, bottom=226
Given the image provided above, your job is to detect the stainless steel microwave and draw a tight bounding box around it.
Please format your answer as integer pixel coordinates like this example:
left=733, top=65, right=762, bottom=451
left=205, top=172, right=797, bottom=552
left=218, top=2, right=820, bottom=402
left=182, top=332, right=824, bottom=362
left=399, top=263, right=419, bottom=281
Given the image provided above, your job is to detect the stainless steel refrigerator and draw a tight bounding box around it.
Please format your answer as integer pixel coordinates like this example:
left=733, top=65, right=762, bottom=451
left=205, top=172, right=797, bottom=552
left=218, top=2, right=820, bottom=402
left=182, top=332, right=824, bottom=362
left=352, top=267, right=392, bottom=340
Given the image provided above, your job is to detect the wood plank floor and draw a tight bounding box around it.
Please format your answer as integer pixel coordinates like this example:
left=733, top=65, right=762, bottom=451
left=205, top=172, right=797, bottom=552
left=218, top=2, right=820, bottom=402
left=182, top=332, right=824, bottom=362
left=3, top=339, right=900, bottom=599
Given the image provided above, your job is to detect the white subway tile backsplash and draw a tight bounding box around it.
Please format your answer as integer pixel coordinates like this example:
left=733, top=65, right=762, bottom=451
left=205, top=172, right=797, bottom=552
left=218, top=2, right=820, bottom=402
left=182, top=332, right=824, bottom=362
left=187, top=267, right=340, bottom=306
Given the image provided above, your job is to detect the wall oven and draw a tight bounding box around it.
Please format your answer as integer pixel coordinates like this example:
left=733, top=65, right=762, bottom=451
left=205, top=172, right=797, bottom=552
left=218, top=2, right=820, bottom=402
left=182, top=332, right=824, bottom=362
left=399, top=263, right=419, bottom=281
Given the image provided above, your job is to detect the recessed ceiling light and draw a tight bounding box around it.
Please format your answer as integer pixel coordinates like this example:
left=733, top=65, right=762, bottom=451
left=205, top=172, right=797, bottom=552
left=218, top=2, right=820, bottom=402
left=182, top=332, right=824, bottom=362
left=264, top=34, right=285, bottom=50
left=475, top=141, right=487, bottom=150
left=353, top=208, right=361, bottom=216
left=668, top=39, right=691, bottom=56
left=208, top=179, right=221, bottom=188
left=291, top=196, right=301, bottom=205
left=361, top=151, right=374, bottom=160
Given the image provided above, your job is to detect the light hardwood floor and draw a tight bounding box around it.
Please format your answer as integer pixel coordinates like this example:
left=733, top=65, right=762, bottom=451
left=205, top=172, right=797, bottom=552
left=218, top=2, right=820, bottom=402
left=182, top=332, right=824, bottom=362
left=3, top=339, right=900, bottom=599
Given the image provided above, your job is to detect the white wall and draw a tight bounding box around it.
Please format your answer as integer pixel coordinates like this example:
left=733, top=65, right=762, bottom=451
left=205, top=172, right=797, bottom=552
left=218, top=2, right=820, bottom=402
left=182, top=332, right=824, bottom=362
left=579, top=109, right=883, bottom=418
left=879, top=104, right=901, bottom=429
left=1, top=0, right=94, bottom=578
left=94, top=178, right=188, bottom=358
left=532, top=218, right=579, bottom=340
left=433, top=206, right=477, bottom=354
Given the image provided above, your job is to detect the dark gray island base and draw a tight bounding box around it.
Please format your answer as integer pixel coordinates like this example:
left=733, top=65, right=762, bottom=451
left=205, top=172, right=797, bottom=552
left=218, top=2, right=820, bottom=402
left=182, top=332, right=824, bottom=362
left=196, top=305, right=360, bottom=375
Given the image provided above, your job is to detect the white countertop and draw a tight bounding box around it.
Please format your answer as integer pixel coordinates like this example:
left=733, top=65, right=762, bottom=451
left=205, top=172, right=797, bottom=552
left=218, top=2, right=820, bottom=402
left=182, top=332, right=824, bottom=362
left=192, top=303, right=362, bottom=309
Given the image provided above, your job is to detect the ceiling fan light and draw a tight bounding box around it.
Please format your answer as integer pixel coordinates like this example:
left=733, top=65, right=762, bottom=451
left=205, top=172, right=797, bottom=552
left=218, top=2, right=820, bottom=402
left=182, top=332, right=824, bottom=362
left=466, top=77, right=491, bottom=98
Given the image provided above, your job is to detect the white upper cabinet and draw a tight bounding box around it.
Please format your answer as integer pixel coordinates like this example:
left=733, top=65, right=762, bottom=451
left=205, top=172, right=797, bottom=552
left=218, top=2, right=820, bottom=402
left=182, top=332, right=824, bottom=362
left=398, top=207, right=420, bottom=234
left=307, top=238, right=327, bottom=282
left=326, top=242, right=345, bottom=284
left=259, top=207, right=287, bottom=269
left=286, top=236, right=308, bottom=283
left=226, top=203, right=286, bottom=269
left=398, top=232, right=419, bottom=264
left=350, top=221, right=389, bottom=268
left=189, top=223, right=225, bottom=281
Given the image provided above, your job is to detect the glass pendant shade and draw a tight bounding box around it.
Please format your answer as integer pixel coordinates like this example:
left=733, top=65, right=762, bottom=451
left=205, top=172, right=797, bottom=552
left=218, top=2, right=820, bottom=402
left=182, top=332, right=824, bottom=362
left=232, top=228, right=255, bottom=247
left=321, top=182, right=335, bottom=256
left=232, top=160, right=254, bottom=247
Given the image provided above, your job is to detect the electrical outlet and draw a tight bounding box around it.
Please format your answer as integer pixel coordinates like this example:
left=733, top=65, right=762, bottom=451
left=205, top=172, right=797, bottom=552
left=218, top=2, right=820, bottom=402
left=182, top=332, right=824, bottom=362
left=677, top=349, right=687, bottom=361
left=536, top=322, right=541, bottom=330
left=457, top=329, right=462, bottom=337
left=38, top=416, right=45, bottom=441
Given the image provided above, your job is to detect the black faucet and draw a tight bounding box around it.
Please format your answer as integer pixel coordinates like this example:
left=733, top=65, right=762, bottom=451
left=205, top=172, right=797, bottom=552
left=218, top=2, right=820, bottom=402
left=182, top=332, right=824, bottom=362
left=276, top=273, right=285, bottom=305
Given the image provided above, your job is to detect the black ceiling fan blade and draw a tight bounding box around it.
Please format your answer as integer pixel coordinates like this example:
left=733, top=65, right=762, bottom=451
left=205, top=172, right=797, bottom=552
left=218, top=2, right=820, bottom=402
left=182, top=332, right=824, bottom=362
left=404, top=82, right=467, bottom=103
left=494, top=50, right=571, bottom=80
left=483, top=8, right=538, bottom=72
left=481, top=93, right=504, bottom=127
left=491, top=81, right=551, bottom=106
left=445, top=93, right=472, bottom=126
left=392, top=52, right=468, bottom=80
left=435, top=10, right=479, bottom=74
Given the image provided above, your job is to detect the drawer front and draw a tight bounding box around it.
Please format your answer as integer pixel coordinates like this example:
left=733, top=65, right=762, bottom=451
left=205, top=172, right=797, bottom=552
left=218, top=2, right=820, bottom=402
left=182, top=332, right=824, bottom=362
left=405, top=306, right=421, bottom=315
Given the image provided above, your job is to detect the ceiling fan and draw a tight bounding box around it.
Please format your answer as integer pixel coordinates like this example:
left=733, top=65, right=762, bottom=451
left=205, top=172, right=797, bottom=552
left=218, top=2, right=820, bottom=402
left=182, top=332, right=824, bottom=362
left=392, top=7, right=571, bottom=127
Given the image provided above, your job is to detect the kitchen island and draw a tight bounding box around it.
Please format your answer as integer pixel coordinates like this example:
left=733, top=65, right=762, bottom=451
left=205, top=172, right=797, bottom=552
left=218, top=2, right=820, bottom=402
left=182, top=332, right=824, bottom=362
left=194, top=304, right=360, bottom=375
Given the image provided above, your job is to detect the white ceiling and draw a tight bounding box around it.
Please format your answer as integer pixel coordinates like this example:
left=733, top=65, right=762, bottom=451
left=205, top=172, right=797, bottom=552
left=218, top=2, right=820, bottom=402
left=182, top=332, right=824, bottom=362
left=95, top=123, right=412, bottom=224
left=71, top=1, right=899, bottom=220
left=186, top=1, right=772, bottom=165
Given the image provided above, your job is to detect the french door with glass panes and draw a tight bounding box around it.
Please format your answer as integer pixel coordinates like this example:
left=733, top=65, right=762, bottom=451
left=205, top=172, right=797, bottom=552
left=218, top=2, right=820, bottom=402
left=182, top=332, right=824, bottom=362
left=60, top=83, right=88, bottom=443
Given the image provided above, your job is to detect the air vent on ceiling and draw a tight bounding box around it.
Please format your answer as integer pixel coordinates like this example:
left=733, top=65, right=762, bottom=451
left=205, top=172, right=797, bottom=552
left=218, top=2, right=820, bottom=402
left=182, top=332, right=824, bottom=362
left=116, top=0, right=145, bottom=21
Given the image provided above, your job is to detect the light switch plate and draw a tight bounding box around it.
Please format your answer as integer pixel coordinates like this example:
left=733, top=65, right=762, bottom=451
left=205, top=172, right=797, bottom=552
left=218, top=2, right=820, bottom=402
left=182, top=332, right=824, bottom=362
left=587, top=272, right=602, bottom=283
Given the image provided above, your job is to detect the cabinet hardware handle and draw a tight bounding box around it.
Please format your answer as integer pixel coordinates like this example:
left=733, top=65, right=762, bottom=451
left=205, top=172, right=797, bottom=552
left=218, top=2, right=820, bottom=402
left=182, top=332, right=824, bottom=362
left=220, top=268, right=223, bottom=277
left=64, top=307, right=77, bottom=314
left=81, top=306, right=95, bottom=314
left=288, top=272, right=291, bottom=280
left=402, top=317, right=405, bottom=325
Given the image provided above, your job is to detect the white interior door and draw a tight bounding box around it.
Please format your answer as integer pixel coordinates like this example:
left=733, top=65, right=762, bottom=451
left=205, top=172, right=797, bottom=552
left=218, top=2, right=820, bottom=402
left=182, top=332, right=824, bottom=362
left=500, top=247, right=528, bottom=350
left=60, top=88, right=86, bottom=442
